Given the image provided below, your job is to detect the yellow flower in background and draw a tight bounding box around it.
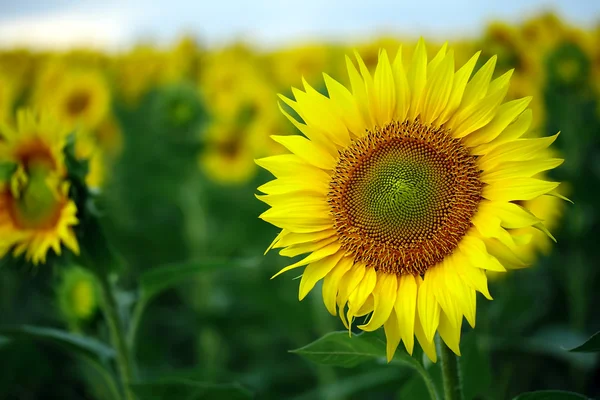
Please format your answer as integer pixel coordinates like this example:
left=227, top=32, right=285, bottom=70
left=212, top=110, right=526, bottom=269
left=0, top=73, right=17, bottom=123
left=520, top=13, right=566, bottom=53
left=0, top=110, right=79, bottom=264
left=0, top=50, right=36, bottom=105
left=257, top=40, right=563, bottom=362
left=268, top=43, right=334, bottom=87
left=57, top=266, right=99, bottom=323
left=200, top=46, right=274, bottom=121
left=200, top=118, right=259, bottom=185
left=41, top=70, right=111, bottom=132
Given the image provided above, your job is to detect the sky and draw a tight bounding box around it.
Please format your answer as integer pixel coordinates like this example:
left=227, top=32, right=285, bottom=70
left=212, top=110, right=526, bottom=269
left=0, top=0, right=598, bottom=50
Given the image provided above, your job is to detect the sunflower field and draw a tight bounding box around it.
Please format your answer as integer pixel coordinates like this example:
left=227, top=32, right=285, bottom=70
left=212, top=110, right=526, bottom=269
left=1, top=11, right=600, bottom=400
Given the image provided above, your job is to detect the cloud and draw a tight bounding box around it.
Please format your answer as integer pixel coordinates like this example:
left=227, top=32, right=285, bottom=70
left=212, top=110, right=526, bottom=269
left=0, top=7, right=131, bottom=50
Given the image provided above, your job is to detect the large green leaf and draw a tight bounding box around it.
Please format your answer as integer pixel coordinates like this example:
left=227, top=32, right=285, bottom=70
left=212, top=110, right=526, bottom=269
left=513, top=390, right=589, bottom=399
left=0, top=325, right=114, bottom=362
left=131, top=379, right=252, bottom=400
left=139, top=257, right=260, bottom=303
left=290, top=331, right=387, bottom=368
left=568, top=331, right=600, bottom=353
left=291, top=330, right=421, bottom=369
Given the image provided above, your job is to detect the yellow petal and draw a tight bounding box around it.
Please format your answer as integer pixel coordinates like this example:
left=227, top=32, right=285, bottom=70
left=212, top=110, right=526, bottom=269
left=438, top=311, right=462, bottom=356
left=395, top=274, right=417, bottom=354
left=473, top=109, right=533, bottom=155
left=277, top=101, right=339, bottom=157
left=417, top=273, right=440, bottom=343
left=271, top=242, right=341, bottom=279
left=458, top=236, right=506, bottom=272
left=299, top=251, right=345, bottom=300
left=273, top=230, right=337, bottom=250
left=481, top=158, right=564, bottom=183
left=463, top=96, right=532, bottom=147
left=437, top=51, right=480, bottom=124
left=321, top=256, right=354, bottom=315
left=323, top=73, right=366, bottom=136
left=428, top=261, right=463, bottom=328
left=414, top=309, right=437, bottom=363
left=452, top=84, right=508, bottom=138
left=422, top=51, right=455, bottom=125
left=279, top=235, right=338, bottom=258
left=258, top=176, right=329, bottom=195
left=358, top=272, right=398, bottom=331
left=373, top=49, right=396, bottom=125
left=392, top=45, right=410, bottom=122
left=384, top=309, right=402, bottom=362
left=483, top=178, right=560, bottom=202
left=346, top=55, right=374, bottom=128
left=336, top=261, right=367, bottom=328
left=453, top=251, right=492, bottom=300
left=270, top=135, right=335, bottom=170
left=407, top=38, right=427, bottom=120
left=478, top=134, right=559, bottom=171
left=347, top=267, right=377, bottom=324
left=460, top=55, right=497, bottom=106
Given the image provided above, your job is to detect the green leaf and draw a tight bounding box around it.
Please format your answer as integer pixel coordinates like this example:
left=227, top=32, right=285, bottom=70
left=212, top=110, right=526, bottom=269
left=0, top=325, right=115, bottom=362
left=513, top=390, right=589, bottom=399
left=131, top=379, right=252, bottom=400
left=568, top=331, right=600, bottom=353
left=139, top=257, right=260, bottom=303
left=290, top=331, right=386, bottom=368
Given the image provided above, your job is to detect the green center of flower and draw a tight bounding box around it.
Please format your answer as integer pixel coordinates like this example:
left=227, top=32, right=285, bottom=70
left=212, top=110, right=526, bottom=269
left=329, top=120, right=483, bottom=276
left=7, top=161, right=62, bottom=230
left=347, top=137, right=452, bottom=244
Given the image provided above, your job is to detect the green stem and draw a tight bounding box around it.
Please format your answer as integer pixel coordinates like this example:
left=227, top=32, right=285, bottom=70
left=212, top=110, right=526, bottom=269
left=127, top=297, right=146, bottom=354
left=98, top=273, right=136, bottom=400
left=439, top=337, right=463, bottom=400
left=413, top=361, right=439, bottom=400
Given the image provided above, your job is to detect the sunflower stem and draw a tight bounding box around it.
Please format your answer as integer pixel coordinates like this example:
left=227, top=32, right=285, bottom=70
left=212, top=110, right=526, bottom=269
left=439, top=337, right=463, bottom=400
left=98, top=272, right=136, bottom=400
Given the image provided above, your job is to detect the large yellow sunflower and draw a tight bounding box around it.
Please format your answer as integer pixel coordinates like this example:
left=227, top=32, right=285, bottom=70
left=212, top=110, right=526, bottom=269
left=257, top=40, right=563, bottom=362
left=0, top=110, right=79, bottom=264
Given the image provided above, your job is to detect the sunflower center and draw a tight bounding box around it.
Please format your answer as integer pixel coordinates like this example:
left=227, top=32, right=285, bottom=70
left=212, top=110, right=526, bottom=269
left=329, top=120, right=483, bottom=276
left=66, top=91, right=91, bottom=116
left=6, top=164, right=63, bottom=230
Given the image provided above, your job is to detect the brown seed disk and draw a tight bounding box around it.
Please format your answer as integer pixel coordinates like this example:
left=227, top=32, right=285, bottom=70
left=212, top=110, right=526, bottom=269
left=328, top=120, right=483, bottom=276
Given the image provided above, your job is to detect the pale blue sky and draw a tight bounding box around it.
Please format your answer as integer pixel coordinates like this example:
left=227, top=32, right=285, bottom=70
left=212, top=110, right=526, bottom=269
left=0, top=0, right=598, bottom=49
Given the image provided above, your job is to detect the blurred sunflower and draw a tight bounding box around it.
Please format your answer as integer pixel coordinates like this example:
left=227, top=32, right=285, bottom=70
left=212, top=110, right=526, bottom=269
left=200, top=118, right=258, bottom=185
left=0, top=72, right=17, bottom=122
left=268, top=44, right=333, bottom=87
left=57, top=266, right=99, bottom=325
left=41, top=70, right=110, bottom=132
left=0, top=110, right=79, bottom=264
left=257, top=40, right=563, bottom=362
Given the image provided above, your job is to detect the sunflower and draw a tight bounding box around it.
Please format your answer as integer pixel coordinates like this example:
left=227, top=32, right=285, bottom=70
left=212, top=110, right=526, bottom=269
left=0, top=110, right=79, bottom=264
left=257, top=40, right=563, bottom=362
left=41, top=69, right=111, bottom=132
left=200, top=117, right=260, bottom=185
left=57, top=266, right=99, bottom=324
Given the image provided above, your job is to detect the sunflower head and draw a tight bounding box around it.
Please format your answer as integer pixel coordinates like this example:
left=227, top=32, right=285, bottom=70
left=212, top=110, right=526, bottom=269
left=257, top=39, right=564, bottom=362
left=37, top=69, right=111, bottom=132
left=0, top=110, right=80, bottom=265
left=57, top=266, right=99, bottom=323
